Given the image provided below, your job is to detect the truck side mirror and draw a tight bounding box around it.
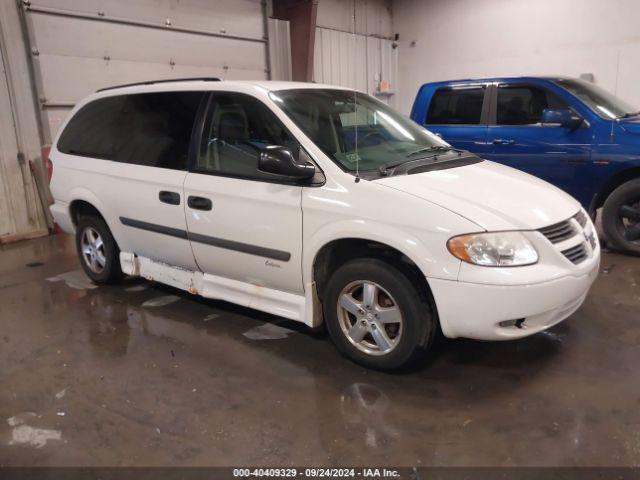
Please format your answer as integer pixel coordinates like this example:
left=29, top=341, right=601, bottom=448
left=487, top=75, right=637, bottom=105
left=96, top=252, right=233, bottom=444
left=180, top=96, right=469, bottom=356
left=542, top=108, right=584, bottom=130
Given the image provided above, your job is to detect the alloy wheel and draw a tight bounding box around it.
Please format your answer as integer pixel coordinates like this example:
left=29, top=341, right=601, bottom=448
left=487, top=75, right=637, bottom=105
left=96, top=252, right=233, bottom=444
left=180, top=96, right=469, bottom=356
left=336, top=280, right=403, bottom=356
left=80, top=226, right=106, bottom=273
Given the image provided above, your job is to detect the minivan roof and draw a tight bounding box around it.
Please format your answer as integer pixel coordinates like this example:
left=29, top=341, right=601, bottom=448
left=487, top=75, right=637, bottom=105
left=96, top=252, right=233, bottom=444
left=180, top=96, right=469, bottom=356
left=94, top=78, right=350, bottom=94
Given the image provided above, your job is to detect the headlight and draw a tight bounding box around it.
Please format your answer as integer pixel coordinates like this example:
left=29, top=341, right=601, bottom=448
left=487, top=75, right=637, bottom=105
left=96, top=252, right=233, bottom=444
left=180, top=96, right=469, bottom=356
left=447, top=232, right=538, bottom=267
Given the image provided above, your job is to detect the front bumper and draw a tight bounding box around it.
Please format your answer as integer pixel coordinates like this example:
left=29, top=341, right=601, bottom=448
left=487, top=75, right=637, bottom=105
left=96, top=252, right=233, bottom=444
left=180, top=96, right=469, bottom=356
left=429, top=254, right=600, bottom=341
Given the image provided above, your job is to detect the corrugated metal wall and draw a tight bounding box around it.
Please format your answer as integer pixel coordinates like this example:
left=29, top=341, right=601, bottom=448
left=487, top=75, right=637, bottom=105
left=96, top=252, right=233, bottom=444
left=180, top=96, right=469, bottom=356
left=268, top=18, right=293, bottom=81
left=22, top=0, right=271, bottom=140
left=313, top=0, right=397, bottom=107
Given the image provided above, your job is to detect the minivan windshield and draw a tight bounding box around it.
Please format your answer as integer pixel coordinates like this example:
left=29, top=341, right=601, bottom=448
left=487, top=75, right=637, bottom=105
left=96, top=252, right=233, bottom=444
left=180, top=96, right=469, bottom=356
left=555, top=78, right=639, bottom=119
left=270, top=89, right=449, bottom=172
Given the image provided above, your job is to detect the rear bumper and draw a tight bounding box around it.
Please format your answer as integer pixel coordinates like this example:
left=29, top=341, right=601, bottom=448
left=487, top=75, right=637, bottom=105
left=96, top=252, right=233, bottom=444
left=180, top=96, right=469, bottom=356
left=50, top=201, right=74, bottom=234
left=429, top=259, right=599, bottom=340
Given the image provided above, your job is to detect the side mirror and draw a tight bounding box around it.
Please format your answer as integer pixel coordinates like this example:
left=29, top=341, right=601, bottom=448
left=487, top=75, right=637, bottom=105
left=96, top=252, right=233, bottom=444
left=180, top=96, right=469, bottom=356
left=542, top=108, right=584, bottom=130
left=258, top=145, right=316, bottom=180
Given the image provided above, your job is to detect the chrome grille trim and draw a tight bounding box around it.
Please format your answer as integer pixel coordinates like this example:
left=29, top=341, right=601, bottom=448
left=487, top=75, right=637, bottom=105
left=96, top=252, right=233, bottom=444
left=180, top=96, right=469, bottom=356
left=538, top=210, right=595, bottom=265
left=574, top=210, right=588, bottom=227
left=538, top=220, right=575, bottom=244
left=561, top=243, right=589, bottom=264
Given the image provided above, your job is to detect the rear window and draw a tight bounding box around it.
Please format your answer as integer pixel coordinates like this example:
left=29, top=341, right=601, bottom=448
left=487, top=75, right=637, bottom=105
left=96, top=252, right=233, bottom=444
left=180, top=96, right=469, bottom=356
left=426, top=87, right=485, bottom=125
left=57, top=91, right=204, bottom=170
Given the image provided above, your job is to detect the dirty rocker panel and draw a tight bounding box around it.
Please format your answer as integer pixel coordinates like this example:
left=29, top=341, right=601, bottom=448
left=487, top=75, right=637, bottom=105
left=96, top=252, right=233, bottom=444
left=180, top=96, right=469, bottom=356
left=119, top=217, right=291, bottom=261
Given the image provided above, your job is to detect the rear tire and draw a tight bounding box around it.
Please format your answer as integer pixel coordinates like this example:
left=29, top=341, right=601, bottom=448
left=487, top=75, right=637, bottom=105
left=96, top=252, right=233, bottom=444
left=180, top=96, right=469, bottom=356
left=602, top=179, right=640, bottom=255
left=323, top=258, right=436, bottom=371
left=75, top=215, right=123, bottom=284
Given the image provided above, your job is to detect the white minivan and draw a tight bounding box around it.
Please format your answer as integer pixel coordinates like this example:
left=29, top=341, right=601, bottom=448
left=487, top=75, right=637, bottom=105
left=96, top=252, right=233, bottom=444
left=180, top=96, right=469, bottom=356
left=50, top=78, right=600, bottom=370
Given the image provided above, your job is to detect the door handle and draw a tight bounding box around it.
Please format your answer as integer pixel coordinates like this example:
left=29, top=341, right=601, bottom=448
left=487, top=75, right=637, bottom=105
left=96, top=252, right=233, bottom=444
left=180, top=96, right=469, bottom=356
left=159, top=190, right=180, bottom=205
left=492, top=138, right=515, bottom=145
left=187, top=196, right=212, bottom=211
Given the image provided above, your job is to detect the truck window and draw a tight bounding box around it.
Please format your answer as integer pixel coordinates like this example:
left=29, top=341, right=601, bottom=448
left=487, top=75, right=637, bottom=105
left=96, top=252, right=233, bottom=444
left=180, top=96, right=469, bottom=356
left=426, top=87, right=485, bottom=125
left=497, top=85, right=567, bottom=125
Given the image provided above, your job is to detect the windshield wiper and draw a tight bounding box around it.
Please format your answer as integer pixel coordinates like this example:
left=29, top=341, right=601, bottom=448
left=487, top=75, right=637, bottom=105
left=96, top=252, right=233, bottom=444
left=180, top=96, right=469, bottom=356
left=378, top=146, right=457, bottom=176
left=405, top=145, right=452, bottom=158
left=619, top=111, right=640, bottom=119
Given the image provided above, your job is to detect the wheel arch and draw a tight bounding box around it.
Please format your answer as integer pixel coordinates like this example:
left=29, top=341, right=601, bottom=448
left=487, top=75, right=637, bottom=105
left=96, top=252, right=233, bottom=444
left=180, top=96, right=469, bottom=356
left=312, top=236, right=435, bottom=302
left=591, top=166, right=640, bottom=212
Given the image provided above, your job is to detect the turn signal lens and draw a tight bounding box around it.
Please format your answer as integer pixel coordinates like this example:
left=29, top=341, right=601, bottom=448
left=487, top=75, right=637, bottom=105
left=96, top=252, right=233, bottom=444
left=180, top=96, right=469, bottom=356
left=447, top=232, right=538, bottom=267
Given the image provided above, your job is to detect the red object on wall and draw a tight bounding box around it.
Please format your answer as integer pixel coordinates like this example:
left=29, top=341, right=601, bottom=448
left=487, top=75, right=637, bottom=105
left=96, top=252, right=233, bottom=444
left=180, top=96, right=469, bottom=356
left=42, top=144, right=52, bottom=182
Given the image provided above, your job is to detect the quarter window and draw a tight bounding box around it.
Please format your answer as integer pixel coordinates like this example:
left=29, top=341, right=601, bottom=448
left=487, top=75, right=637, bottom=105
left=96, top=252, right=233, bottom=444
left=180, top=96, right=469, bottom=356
left=197, top=93, right=299, bottom=180
left=496, top=85, right=567, bottom=125
left=57, top=92, right=204, bottom=170
left=426, top=87, right=485, bottom=125
left=57, top=96, right=125, bottom=159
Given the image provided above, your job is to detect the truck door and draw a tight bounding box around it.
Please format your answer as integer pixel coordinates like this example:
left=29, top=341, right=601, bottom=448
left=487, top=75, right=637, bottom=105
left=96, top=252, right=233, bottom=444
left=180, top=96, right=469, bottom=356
left=422, top=84, right=490, bottom=157
left=484, top=83, right=592, bottom=198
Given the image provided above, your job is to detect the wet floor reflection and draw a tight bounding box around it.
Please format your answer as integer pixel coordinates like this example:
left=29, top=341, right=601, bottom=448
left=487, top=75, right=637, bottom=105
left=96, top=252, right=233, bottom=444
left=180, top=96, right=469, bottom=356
left=1, top=234, right=640, bottom=466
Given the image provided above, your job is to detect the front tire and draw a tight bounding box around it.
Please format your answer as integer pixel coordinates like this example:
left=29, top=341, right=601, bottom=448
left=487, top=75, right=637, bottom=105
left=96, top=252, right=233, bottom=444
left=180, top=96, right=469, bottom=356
left=75, top=215, right=123, bottom=284
left=324, top=258, right=436, bottom=371
left=602, top=179, right=640, bottom=255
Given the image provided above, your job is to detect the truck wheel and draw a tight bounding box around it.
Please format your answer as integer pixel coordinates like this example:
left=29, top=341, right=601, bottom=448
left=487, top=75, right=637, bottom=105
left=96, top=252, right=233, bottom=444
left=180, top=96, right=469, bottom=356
left=324, top=258, right=436, bottom=371
left=602, top=179, right=640, bottom=256
left=75, top=215, right=123, bottom=284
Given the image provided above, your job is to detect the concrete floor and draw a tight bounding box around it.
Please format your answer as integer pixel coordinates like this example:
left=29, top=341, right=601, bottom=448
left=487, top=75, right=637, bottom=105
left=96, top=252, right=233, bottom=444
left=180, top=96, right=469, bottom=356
left=0, top=233, right=639, bottom=467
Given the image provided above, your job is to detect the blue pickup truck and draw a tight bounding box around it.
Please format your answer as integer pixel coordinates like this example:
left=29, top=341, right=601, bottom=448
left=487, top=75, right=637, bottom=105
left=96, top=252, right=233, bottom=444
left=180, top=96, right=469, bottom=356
left=410, top=77, right=640, bottom=255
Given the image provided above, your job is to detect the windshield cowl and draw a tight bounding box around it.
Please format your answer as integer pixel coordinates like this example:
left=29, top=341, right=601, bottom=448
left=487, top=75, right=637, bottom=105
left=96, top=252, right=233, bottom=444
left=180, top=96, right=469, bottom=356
left=356, top=151, right=484, bottom=180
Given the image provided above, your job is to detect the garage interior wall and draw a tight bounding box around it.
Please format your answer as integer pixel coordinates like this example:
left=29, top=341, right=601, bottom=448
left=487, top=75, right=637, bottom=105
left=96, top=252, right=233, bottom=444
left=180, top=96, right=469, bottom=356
left=22, top=0, right=271, bottom=140
left=0, top=1, right=48, bottom=241
left=313, top=0, right=397, bottom=107
left=393, top=0, right=640, bottom=114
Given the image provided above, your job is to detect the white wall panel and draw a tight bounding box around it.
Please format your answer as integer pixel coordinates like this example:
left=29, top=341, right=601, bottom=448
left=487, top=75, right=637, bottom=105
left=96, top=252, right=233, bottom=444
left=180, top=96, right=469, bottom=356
left=317, top=0, right=392, bottom=38
left=268, top=18, right=292, bottom=81
left=313, top=0, right=396, bottom=107
left=394, top=0, right=640, bottom=114
left=313, top=27, right=397, bottom=107
left=0, top=1, right=47, bottom=238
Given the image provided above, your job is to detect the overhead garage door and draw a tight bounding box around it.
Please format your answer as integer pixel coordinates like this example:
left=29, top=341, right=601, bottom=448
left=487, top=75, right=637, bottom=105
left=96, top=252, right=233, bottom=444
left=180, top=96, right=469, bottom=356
left=21, top=0, right=270, bottom=141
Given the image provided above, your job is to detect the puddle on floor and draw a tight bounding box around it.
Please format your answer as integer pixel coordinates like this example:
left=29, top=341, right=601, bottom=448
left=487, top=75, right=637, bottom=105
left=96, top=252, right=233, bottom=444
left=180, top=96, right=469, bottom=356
left=46, top=270, right=97, bottom=290
left=243, top=323, right=294, bottom=340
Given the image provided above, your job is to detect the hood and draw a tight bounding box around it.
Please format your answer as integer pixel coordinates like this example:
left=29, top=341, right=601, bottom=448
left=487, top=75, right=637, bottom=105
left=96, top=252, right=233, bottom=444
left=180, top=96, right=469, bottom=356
left=375, top=160, right=580, bottom=231
left=619, top=117, right=640, bottom=135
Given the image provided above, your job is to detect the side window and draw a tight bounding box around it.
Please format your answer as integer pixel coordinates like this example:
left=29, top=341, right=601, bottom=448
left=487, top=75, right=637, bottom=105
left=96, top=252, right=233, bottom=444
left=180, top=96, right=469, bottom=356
left=114, top=92, right=204, bottom=170
left=197, top=93, right=299, bottom=180
left=57, top=96, right=126, bottom=159
left=497, top=85, right=567, bottom=125
left=58, top=92, right=203, bottom=170
left=426, top=87, right=485, bottom=125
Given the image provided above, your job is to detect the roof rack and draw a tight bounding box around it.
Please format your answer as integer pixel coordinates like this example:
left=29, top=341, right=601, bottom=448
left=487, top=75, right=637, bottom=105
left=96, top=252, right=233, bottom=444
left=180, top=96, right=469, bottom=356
left=96, top=77, right=221, bottom=92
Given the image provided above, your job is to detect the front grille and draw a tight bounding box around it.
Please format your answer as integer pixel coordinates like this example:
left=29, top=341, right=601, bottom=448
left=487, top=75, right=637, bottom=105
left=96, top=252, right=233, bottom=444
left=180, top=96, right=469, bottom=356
left=574, top=210, right=588, bottom=227
left=562, top=243, right=588, bottom=264
left=538, top=220, right=575, bottom=243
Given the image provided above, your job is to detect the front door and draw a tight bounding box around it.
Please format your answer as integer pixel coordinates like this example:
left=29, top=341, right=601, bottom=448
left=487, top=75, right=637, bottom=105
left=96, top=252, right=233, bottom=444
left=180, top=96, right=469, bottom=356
left=484, top=83, right=592, bottom=199
left=183, top=92, right=304, bottom=295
